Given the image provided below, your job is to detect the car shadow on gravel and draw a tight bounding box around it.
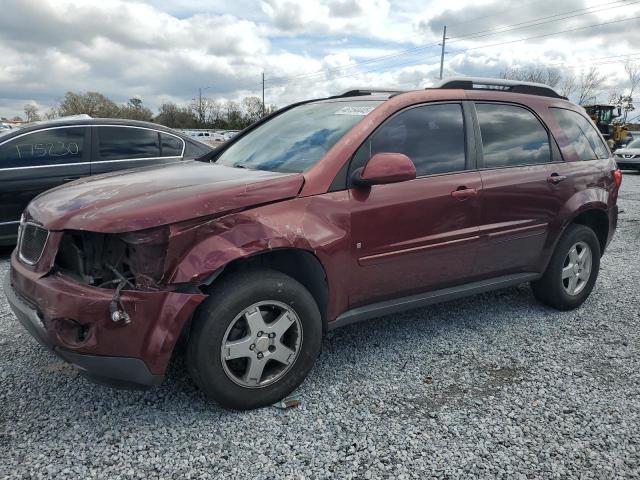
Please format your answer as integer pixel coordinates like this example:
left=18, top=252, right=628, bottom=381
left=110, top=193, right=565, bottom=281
left=0, top=264, right=578, bottom=417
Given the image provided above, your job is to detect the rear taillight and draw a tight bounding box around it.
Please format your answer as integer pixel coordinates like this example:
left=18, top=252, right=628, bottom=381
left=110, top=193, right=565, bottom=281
left=614, top=169, right=622, bottom=189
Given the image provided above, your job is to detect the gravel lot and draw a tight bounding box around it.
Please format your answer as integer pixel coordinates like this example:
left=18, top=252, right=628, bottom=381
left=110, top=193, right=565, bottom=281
left=1, top=173, right=639, bottom=480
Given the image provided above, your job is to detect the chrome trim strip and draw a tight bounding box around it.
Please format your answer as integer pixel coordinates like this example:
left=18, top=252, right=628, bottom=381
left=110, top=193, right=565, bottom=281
left=0, top=125, right=86, bottom=146
left=94, top=125, right=186, bottom=158
left=92, top=156, right=182, bottom=165
left=18, top=222, right=49, bottom=266
left=0, top=156, right=183, bottom=171
left=0, top=220, right=20, bottom=226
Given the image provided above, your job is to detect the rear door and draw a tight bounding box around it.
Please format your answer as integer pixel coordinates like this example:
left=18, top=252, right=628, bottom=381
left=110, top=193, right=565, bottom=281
left=347, top=102, right=483, bottom=306
left=91, top=126, right=185, bottom=175
left=472, top=102, right=568, bottom=277
left=0, top=126, right=90, bottom=243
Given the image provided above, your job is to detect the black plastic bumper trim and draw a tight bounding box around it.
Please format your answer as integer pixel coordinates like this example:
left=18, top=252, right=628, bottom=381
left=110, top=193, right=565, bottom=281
left=4, top=271, right=163, bottom=389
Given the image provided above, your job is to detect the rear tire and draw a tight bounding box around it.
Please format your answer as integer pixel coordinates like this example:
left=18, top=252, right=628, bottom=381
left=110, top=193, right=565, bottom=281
left=187, top=269, right=322, bottom=410
left=531, top=224, right=601, bottom=310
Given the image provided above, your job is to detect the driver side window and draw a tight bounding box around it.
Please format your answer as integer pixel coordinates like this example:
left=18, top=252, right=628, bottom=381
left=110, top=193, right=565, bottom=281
left=348, top=103, right=467, bottom=184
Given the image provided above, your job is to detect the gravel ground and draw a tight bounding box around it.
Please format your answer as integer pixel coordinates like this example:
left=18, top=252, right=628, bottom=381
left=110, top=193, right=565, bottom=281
left=1, top=174, right=639, bottom=480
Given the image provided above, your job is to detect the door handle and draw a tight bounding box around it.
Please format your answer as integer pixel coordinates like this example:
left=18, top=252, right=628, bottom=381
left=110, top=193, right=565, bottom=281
left=451, top=186, right=478, bottom=200
left=547, top=174, right=567, bottom=185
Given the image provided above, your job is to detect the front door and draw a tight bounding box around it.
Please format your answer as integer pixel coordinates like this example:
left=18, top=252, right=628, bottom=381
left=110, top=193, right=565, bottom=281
left=346, top=102, right=482, bottom=307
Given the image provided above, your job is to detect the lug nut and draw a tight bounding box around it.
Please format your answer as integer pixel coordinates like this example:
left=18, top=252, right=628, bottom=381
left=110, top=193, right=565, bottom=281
left=257, top=352, right=263, bottom=359
left=257, top=331, right=263, bottom=337
left=269, top=333, right=276, bottom=339
left=249, top=344, right=255, bottom=350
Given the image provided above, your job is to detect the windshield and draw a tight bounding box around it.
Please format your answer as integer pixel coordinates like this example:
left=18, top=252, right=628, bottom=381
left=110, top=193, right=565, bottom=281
left=216, top=101, right=381, bottom=173
left=626, top=138, right=640, bottom=149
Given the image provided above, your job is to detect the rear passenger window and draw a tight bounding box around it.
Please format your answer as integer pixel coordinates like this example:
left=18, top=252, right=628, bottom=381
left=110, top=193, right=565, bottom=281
left=98, top=127, right=160, bottom=160
left=160, top=133, right=183, bottom=157
left=367, top=103, right=466, bottom=177
left=0, top=127, right=87, bottom=168
left=476, top=103, right=550, bottom=168
left=550, top=108, right=609, bottom=160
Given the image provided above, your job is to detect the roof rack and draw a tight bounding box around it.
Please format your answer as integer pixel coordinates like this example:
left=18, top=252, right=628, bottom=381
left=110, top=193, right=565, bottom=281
left=434, top=76, right=567, bottom=100
left=331, top=88, right=405, bottom=98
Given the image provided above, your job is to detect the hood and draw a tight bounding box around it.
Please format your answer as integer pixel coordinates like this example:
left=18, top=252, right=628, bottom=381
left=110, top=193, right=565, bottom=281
left=614, top=148, right=640, bottom=156
left=27, top=161, right=304, bottom=233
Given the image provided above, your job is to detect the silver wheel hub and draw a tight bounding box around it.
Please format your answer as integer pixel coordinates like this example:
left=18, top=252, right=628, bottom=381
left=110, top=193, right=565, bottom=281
left=255, top=337, right=270, bottom=353
left=221, top=301, right=302, bottom=388
left=561, top=241, right=592, bottom=296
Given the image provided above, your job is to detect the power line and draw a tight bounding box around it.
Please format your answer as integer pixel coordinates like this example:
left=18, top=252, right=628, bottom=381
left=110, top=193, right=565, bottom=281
left=447, top=0, right=634, bottom=40
left=261, top=0, right=638, bottom=90
left=262, top=15, right=640, bottom=91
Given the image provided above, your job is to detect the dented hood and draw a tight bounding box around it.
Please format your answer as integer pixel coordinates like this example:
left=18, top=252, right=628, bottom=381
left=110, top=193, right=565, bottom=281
left=27, top=161, right=305, bottom=233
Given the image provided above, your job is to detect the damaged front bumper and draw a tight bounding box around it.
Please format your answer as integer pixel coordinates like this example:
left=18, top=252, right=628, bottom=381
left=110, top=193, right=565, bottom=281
left=6, top=251, right=206, bottom=389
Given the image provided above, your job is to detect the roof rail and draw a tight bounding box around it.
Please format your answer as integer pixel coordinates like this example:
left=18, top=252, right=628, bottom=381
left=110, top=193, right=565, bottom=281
left=331, top=88, right=405, bottom=98
left=434, top=76, right=567, bottom=100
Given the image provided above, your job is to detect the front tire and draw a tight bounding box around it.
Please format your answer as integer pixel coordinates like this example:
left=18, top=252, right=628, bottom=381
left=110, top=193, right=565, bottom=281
left=531, top=224, right=601, bottom=310
left=187, top=269, right=322, bottom=410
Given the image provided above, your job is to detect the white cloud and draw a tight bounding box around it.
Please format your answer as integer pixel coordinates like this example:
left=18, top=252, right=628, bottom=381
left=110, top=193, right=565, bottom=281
left=1, top=0, right=639, bottom=119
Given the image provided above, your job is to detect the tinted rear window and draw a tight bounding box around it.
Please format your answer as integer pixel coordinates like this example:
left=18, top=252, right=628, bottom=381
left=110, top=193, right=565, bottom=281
left=476, top=103, right=551, bottom=168
left=160, top=133, right=183, bottom=157
left=0, top=127, right=86, bottom=168
left=550, top=108, right=609, bottom=160
left=98, top=127, right=160, bottom=160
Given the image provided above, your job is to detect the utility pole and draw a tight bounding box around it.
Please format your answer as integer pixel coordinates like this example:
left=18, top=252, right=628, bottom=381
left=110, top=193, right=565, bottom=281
left=198, top=87, right=203, bottom=126
left=439, top=25, right=447, bottom=80
left=262, top=72, right=265, bottom=117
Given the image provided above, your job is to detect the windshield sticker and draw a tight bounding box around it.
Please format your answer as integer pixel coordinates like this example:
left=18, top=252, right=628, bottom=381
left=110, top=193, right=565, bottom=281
left=334, top=105, right=376, bottom=116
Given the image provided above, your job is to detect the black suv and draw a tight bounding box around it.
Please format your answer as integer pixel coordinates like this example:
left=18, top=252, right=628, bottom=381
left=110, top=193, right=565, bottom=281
left=0, top=118, right=213, bottom=244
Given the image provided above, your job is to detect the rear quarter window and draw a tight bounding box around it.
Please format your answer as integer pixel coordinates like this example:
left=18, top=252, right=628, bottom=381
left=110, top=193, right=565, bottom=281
left=550, top=108, right=610, bottom=160
left=160, top=133, right=184, bottom=157
left=0, top=127, right=87, bottom=168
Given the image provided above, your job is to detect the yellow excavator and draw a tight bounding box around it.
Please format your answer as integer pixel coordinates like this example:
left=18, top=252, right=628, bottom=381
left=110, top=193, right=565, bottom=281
left=583, top=104, right=630, bottom=149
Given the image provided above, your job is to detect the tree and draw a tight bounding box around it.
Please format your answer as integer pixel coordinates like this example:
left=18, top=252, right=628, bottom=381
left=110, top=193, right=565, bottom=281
left=205, top=100, right=223, bottom=127
left=576, top=66, right=604, bottom=105
left=224, top=100, right=244, bottom=129
left=624, top=59, right=640, bottom=98
left=57, top=91, right=119, bottom=117
left=155, top=102, right=197, bottom=128
left=559, top=73, right=577, bottom=99
left=242, top=96, right=265, bottom=125
left=500, top=66, right=561, bottom=87
left=23, top=104, right=40, bottom=122
left=622, top=60, right=639, bottom=121
left=156, top=102, right=180, bottom=127
left=118, top=97, right=153, bottom=121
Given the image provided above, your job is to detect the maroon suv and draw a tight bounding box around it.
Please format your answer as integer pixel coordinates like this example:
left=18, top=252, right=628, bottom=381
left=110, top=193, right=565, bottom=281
left=6, top=77, right=621, bottom=409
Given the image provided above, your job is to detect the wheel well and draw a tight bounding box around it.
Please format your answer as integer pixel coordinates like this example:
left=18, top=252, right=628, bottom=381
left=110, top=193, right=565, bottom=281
left=571, top=209, right=608, bottom=255
left=207, top=249, right=329, bottom=329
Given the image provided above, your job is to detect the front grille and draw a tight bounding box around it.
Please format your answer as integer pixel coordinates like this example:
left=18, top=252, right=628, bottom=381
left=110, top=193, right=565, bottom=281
left=19, top=222, right=49, bottom=265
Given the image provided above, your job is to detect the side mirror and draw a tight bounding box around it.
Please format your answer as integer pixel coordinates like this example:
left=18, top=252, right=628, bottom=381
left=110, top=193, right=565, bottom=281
left=352, top=152, right=417, bottom=187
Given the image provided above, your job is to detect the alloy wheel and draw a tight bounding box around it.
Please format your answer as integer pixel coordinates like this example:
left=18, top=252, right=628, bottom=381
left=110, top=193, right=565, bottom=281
left=220, top=301, right=302, bottom=388
left=561, top=241, right=592, bottom=296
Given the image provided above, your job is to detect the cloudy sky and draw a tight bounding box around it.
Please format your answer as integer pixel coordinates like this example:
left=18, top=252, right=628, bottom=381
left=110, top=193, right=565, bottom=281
left=1, top=0, right=639, bottom=118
